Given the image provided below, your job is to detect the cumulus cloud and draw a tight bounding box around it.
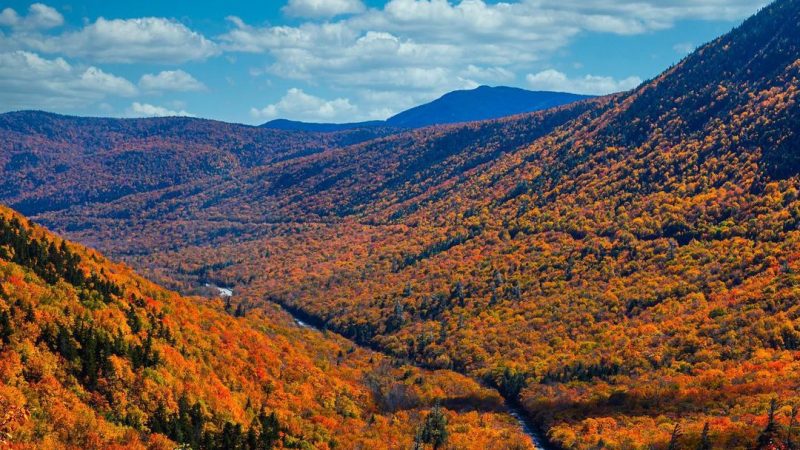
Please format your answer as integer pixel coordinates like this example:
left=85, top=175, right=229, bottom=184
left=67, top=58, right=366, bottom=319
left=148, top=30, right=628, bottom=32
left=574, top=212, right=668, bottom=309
left=0, top=3, right=63, bottom=30
left=0, top=50, right=136, bottom=111
left=0, top=9, right=17, bottom=27
left=222, top=0, right=763, bottom=117
left=46, top=17, right=219, bottom=63
left=0, top=1, right=767, bottom=120
left=3, top=12, right=219, bottom=64
left=250, top=88, right=359, bottom=122
left=126, top=102, right=193, bottom=117
left=0, top=4, right=218, bottom=64
left=283, top=0, right=366, bottom=18
left=223, top=0, right=767, bottom=61
left=460, top=65, right=515, bottom=84
left=222, top=4, right=570, bottom=67
left=139, top=70, right=206, bottom=92
left=537, top=0, right=769, bottom=29
left=526, top=69, right=642, bottom=95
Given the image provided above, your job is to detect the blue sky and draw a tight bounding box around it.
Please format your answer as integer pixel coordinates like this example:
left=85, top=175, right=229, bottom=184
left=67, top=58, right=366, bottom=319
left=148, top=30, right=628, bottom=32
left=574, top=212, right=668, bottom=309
left=0, top=0, right=768, bottom=124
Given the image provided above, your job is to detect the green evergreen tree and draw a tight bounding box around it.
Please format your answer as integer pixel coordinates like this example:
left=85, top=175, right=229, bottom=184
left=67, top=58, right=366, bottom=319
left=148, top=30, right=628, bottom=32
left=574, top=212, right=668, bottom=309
left=257, top=408, right=280, bottom=449
left=0, top=309, right=12, bottom=345
left=758, top=399, right=782, bottom=449
left=698, top=422, right=711, bottom=450
left=419, top=404, right=448, bottom=450
left=787, top=405, right=797, bottom=450
left=668, top=422, right=682, bottom=450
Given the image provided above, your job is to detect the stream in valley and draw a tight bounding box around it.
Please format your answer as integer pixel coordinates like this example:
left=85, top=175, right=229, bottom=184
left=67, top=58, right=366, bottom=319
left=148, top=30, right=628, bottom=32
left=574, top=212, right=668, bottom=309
left=207, top=285, right=549, bottom=447
left=288, top=312, right=549, bottom=449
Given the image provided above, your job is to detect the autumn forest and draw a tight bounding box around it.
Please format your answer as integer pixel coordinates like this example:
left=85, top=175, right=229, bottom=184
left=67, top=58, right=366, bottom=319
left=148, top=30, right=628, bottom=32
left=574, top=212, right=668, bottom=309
left=3, top=0, right=800, bottom=449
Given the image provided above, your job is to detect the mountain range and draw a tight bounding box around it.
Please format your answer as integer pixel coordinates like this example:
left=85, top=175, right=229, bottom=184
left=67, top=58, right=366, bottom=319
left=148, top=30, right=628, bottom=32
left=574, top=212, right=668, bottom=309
left=261, top=86, right=591, bottom=131
left=2, top=0, right=800, bottom=448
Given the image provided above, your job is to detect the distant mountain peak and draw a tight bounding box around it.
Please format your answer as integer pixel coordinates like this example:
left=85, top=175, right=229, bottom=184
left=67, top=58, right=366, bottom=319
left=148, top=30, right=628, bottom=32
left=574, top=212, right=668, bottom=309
left=385, top=85, right=591, bottom=128
left=260, top=86, right=591, bottom=132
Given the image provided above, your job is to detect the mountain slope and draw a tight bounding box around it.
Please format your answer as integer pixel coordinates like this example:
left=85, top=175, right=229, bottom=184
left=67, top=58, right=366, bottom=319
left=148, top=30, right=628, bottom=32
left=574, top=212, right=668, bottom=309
left=0, top=204, right=534, bottom=449
left=386, top=86, right=592, bottom=128
left=17, top=98, right=600, bottom=277
left=72, top=0, right=800, bottom=448
left=0, top=111, right=396, bottom=216
left=224, top=1, right=800, bottom=447
left=260, top=86, right=591, bottom=132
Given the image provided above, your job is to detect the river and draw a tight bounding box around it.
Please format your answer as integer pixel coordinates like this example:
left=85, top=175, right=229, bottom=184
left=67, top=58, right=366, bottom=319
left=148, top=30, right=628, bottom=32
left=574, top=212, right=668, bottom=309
left=208, top=286, right=549, bottom=448
left=289, top=316, right=549, bottom=449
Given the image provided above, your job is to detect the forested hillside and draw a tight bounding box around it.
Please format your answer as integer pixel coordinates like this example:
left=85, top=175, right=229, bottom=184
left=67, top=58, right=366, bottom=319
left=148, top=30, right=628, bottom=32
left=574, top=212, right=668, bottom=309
left=19, top=98, right=600, bottom=282
left=0, top=205, right=533, bottom=449
left=2, top=0, right=800, bottom=448
left=0, top=111, right=395, bottom=216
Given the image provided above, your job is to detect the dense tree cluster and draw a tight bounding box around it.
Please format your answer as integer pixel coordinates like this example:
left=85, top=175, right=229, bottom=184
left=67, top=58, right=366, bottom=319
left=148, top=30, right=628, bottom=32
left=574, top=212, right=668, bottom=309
left=81, top=1, right=799, bottom=448
left=0, top=206, right=533, bottom=449
left=1, top=1, right=799, bottom=448
left=148, top=399, right=281, bottom=450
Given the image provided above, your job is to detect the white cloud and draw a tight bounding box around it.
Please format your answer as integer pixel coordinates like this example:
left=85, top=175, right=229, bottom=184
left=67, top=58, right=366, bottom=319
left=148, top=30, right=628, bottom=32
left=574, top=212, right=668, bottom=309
left=126, top=101, right=193, bottom=117
left=526, top=69, right=642, bottom=95
left=0, top=50, right=136, bottom=111
left=139, top=70, right=206, bottom=92
left=673, top=42, right=695, bottom=55
left=0, top=0, right=768, bottom=120
left=0, top=9, right=18, bottom=27
left=538, top=0, right=769, bottom=28
left=0, top=3, right=63, bottom=30
left=250, top=88, right=358, bottom=122
left=7, top=15, right=219, bottom=64
left=0, top=5, right=218, bottom=64
left=80, top=67, right=138, bottom=94
left=460, top=65, right=515, bottom=84
left=222, top=0, right=764, bottom=117
left=283, top=0, right=366, bottom=18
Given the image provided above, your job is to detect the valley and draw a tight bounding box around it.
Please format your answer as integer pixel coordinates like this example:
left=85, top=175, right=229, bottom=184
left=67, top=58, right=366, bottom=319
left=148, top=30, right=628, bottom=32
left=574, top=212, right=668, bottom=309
left=0, top=205, right=537, bottom=449
left=1, top=0, right=800, bottom=448
left=270, top=295, right=548, bottom=448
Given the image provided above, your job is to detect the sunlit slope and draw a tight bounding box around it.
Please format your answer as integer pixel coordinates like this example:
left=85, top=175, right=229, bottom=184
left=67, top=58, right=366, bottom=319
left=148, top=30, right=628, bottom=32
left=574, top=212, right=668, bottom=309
left=162, top=0, right=800, bottom=447
left=0, top=204, right=533, bottom=449
left=2, top=0, right=800, bottom=447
